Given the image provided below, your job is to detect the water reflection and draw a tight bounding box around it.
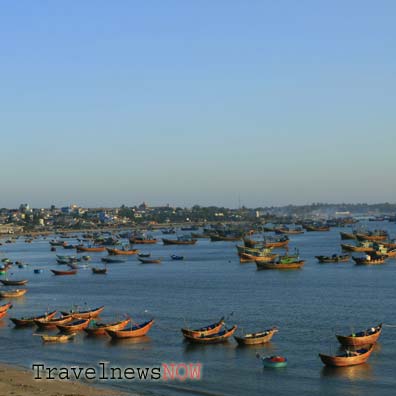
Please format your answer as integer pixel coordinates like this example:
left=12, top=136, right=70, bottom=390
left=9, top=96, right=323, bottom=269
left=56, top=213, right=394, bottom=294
left=321, top=363, right=374, bottom=381
left=108, top=335, right=152, bottom=348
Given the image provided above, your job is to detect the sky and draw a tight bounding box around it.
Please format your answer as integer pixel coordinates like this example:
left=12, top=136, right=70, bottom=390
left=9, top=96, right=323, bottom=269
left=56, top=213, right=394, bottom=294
left=0, top=1, right=395, bottom=208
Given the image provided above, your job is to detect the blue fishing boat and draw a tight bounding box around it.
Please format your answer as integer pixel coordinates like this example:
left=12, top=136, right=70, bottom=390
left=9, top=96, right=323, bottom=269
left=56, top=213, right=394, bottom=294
left=171, top=255, right=184, bottom=260
left=262, top=356, right=288, bottom=368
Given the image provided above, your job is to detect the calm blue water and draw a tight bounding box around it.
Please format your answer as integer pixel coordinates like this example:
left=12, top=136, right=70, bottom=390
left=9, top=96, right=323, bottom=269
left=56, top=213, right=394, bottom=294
left=0, top=221, right=396, bottom=396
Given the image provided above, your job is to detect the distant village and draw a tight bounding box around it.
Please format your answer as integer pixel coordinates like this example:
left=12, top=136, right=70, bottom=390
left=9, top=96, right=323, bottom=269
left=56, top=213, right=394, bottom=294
left=0, top=202, right=395, bottom=234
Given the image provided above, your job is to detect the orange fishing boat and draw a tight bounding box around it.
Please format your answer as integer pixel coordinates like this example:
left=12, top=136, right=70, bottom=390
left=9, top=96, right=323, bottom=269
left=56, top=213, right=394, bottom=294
left=57, top=318, right=91, bottom=333
left=129, top=237, right=157, bottom=245
left=10, top=310, right=57, bottom=327
left=76, top=245, right=106, bottom=252
left=319, top=345, right=374, bottom=367
left=106, top=248, right=139, bottom=255
left=234, top=327, right=278, bottom=345
left=106, top=319, right=154, bottom=339
left=263, top=239, right=289, bottom=249
left=183, top=325, right=237, bottom=344
left=356, top=233, right=388, bottom=242
left=84, top=317, right=131, bottom=336
left=256, top=261, right=304, bottom=270
left=336, top=324, right=382, bottom=347
left=181, top=317, right=225, bottom=338
left=61, top=305, right=104, bottom=319
left=34, top=315, right=74, bottom=329
left=0, top=302, right=12, bottom=313
left=0, top=309, right=10, bottom=320
left=0, top=289, right=27, bottom=298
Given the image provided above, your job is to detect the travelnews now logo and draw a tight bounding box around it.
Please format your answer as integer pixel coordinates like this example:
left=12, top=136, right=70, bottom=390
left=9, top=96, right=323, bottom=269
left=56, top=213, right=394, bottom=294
left=162, top=362, right=202, bottom=381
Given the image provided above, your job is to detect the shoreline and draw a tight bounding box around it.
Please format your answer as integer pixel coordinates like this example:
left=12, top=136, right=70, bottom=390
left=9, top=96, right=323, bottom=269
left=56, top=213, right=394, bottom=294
left=0, top=362, right=131, bottom=396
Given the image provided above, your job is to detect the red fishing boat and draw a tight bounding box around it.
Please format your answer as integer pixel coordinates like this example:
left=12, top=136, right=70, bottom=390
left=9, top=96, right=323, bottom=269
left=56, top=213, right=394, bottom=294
left=51, top=269, right=77, bottom=275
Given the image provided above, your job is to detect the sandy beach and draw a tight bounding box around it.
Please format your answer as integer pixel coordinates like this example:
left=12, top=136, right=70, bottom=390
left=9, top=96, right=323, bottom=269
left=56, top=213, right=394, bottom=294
left=0, top=363, right=128, bottom=396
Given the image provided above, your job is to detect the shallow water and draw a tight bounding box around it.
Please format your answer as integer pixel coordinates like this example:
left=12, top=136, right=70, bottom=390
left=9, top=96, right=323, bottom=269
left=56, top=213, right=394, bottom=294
left=0, top=221, right=395, bottom=396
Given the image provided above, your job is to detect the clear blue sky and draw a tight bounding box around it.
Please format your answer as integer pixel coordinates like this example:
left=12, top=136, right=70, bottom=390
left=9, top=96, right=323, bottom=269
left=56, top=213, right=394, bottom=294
left=1, top=1, right=395, bottom=208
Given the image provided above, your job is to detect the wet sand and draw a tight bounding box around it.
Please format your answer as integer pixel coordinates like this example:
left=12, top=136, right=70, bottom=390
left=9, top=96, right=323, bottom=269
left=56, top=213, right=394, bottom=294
left=0, top=363, right=128, bottom=396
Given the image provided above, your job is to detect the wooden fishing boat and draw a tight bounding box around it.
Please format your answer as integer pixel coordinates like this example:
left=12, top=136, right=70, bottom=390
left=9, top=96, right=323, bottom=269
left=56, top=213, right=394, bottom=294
left=129, top=237, right=157, bottom=244
left=84, top=317, right=131, bottom=336
left=0, top=289, right=27, bottom=298
left=0, top=302, right=13, bottom=313
left=262, top=356, right=288, bottom=368
left=34, top=315, right=73, bottom=329
left=263, top=238, right=289, bottom=249
left=10, top=310, right=57, bottom=327
left=191, top=232, right=209, bottom=238
left=243, top=238, right=259, bottom=248
left=0, top=309, right=9, bottom=320
left=162, top=237, right=197, bottom=245
left=138, top=258, right=162, bottom=264
left=61, top=305, right=104, bottom=319
left=41, top=333, right=76, bottom=343
left=340, top=231, right=357, bottom=240
left=256, top=260, right=304, bottom=270
left=352, top=255, right=386, bottom=265
left=380, top=241, right=396, bottom=249
left=57, top=318, right=91, bottom=333
left=315, top=254, right=350, bottom=263
left=92, top=267, right=107, bottom=274
left=234, top=327, right=278, bottom=345
left=356, top=232, right=388, bottom=242
left=107, top=248, right=139, bottom=255
left=181, top=317, right=225, bottom=338
left=319, top=345, right=374, bottom=367
left=341, top=243, right=375, bottom=253
left=304, top=225, right=330, bottom=232
left=381, top=248, right=396, bottom=258
left=336, top=324, right=382, bottom=347
left=236, top=245, right=273, bottom=256
left=76, top=245, right=106, bottom=252
left=106, top=319, right=154, bottom=339
left=0, top=279, right=28, bottom=286
left=183, top=325, right=237, bottom=344
left=210, top=234, right=242, bottom=242
left=274, top=227, right=304, bottom=235
left=240, top=253, right=278, bottom=263
left=51, top=269, right=77, bottom=275
left=138, top=253, right=151, bottom=258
